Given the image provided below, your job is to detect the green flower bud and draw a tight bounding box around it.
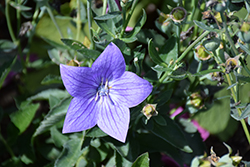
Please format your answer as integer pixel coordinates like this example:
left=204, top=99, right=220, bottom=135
left=170, top=7, right=187, bottom=23
left=195, top=45, right=211, bottom=61
left=142, top=104, right=158, bottom=120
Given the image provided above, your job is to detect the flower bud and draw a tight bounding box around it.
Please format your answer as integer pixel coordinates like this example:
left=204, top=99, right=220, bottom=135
left=170, top=7, right=187, bottom=23
left=187, top=92, right=204, bottom=109
left=225, top=55, right=240, bottom=74
left=195, top=45, right=211, bottom=61
left=142, top=104, right=158, bottom=120
left=67, top=59, right=81, bottom=66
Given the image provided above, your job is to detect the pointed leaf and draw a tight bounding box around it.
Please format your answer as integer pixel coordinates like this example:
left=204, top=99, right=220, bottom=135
left=9, top=1, right=32, bottom=11
left=28, top=89, right=69, bottom=101
left=77, top=48, right=101, bottom=59
left=10, top=101, right=39, bottom=134
left=61, top=38, right=86, bottom=50
left=131, top=152, right=149, bottom=167
left=41, top=74, right=62, bottom=85
left=94, top=19, right=116, bottom=38
left=193, top=20, right=220, bottom=33
left=50, top=127, right=69, bottom=148
left=148, top=39, right=168, bottom=68
left=54, top=137, right=84, bottom=167
left=240, top=104, right=250, bottom=119
left=94, top=12, right=122, bottom=20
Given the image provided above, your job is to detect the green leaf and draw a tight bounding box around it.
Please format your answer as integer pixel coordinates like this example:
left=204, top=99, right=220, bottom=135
left=137, top=29, right=166, bottom=47
left=47, top=48, right=72, bottom=65
left=156, top=89, right=173, bottom=107
left=9, top=1, right=32, bottom=11
left=131, top=152, right=149, bottom=167
left=192, top=69, right=222, bottom=76
left=145, top=115, right=192, bottom=153
left=238, top=42, right=250, bottom=55
left=240, top=104, right=250, bottom=119
left=50, top=127, right=68, bottom=148
left=107, top=0, right=123, bottom=31
left=170, top=68, right=188, bottom=80
left=77, top=48, right=101, bottom=59
left=28, top=89, right=69, bottom=101
left=159, top=36, right=178, bottom=63
left=121, top=9, right=147, bottom=43
left=0, top=57, right=17, bottom=88
left=61, top=38, right=86, bottom=50
left=54, top=137, right=84, bottom=167
left=49, top=95, right=61, bottom=109
left=33, top=97, right=71, bottom=137
left=193, top=20, right=220, bottom=33
left=227, top=83, right=237, bottom=90
left=41, top=74, right=62, bottom=85
left=236, top=74, right=250, bottom=82
left=94, top=12, right=122, bottom=20
left=148, top=39, right=168, bottom=68
left=10, top=101, right=39, bottom=134
left=94, top=19, right=116, bottom=38
left=86, top=126, right=108, bottom=138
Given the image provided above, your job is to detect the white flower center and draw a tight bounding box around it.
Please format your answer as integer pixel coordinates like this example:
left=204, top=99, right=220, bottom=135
left=95, top=78, right=111, bottom=103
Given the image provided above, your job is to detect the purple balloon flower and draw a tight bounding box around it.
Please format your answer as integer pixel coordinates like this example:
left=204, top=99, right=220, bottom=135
left=60, top=42, right=152, bottom=142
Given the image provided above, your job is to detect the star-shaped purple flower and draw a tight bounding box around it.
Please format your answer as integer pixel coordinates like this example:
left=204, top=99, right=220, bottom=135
left=60, top=42, right=152, bottom=142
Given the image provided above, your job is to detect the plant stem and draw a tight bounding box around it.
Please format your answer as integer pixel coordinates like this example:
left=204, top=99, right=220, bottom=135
left=5, top=0, right=17, bottom=43
left=175, top=30, right=210, bottom=64
left=46, top=3, right=64, bottom=38
left=16, top=0, right=21, bottom=36
left=87, top=0, right=95, bottom=49
left=76, top=0, right=82, bottom=41
left=120, top=0, right=139, bottom=37
left=0, top=132, right=15, bottom=158
left=96, top=0, right=107, bottom=34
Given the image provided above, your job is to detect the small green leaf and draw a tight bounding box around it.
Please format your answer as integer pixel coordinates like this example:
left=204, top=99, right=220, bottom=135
left=33, top=97, right=71, bottom=137
left=159, top=36, right=178, bottom=63
left=148, top=39, right=168, bottom=68
left=41, top=74, right=62, bottom=85
left=86, top=126, right=108, bottom=137
left=153, top=115, right=167, bottom=126
left=0, top=57, right=17, bottom=88
left=94, top=19, right=116, bottom=38
left=240, top=104, right=250, bottom=119
left=54, top=137, right=84, bottom=167
left=61, top=38, right=86, bottom=50
left=193, top=20, right=220, bottom=33
left=227, top=83, right=237, bottom=90
left=203, top=37, right=221, bottom=52
left=94, top=12, right=122, bottom=20
left=77, top=48, right=101, bottom=59
left=131, top=152, right=149, bottom=167
left=10, top=101, right=39, bottom=134
left=9, top=1, right=32, bottom=11
left=50, top=127, right=68, bottom=148
left=192, top=69, right=222, bottom=76
left=28, top=89, right=69, bottom=101
left=137, top=29, right=166, bottom=47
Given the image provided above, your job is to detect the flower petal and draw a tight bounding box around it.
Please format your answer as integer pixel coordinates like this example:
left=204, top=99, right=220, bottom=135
left=109, top=71, right=153, bottom=108
left=60, top=64, right=98, bottom=97
left=92, top=42, right=125, bottom=82
left=63, top=97, right=98, bottom=133
left=97, top=97, right=129, bottom=143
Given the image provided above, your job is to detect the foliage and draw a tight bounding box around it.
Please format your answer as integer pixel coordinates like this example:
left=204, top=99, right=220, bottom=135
left=1, top=0, right=250, bottom=166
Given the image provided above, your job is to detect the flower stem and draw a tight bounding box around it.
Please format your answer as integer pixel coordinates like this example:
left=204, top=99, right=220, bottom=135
left=76, top=0, right=82, bottom=41
left=5, top=0, right=17, bottom=43
left=175, top=30, right=210, bottom=64
left=46, top=3, right=64, bottom=38
left=87, top=0, right=95, bottom=49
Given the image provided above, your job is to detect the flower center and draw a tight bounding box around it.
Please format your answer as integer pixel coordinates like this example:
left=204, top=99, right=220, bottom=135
left=95, top=78, right=111, bottom=102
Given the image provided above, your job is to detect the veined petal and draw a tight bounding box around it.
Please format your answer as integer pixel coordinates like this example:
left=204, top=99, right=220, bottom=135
left=92, top=43, right=125, bottom=82
left=60, top=64, right=98, bottom=98
left=109, top=71, right=153, bottom=108
left=97, top=97, right=129, bottom=143
left=63, top=97, right=98, bottom=133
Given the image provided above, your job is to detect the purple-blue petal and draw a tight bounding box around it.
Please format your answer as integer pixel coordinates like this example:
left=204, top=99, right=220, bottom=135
left=60, top=64, right=98, bottom=98
left=91, top=42, right=126, bottom=82
left=63, top=97, right=98, bottom=133
left=97, top=97, right=129, bottom=143
left=109, top=71, right=153, bottom=108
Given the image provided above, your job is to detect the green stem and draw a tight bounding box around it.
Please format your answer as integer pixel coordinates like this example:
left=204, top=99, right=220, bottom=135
left=225, top=74, right=250, bottom=145
left=46, top=3, right=64, bottom=38
left=0, top=133, right=15, bottom=158
left=96, top=0, right=107, bottom=34
left=120, top=0, right=139, bottom=37
left=76, top=0, right=82, bottom=41
left=87, top=0, right=95, bottom=49
left=5, top=0, right=17, bottom=43
left=16, top=0, right=21, bottom=35
left=175, top=30, right=210, bottom=64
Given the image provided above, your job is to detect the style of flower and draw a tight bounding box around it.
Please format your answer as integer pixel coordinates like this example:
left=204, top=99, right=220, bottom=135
left=60, top=42, right=152, bottom=142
